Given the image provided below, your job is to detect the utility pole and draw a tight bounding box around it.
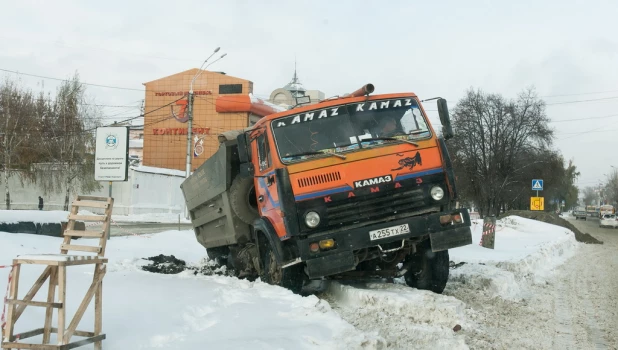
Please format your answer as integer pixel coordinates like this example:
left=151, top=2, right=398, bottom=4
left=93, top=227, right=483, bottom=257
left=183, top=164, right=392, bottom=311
left=184, top=47, right=226, bottom=218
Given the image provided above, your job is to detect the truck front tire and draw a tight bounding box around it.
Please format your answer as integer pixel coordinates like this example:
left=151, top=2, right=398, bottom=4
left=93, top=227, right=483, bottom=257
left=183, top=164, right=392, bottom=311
left=259, top=239, right=304, bottom=294
left=230, top=175, right=259, bottom=225
left=403, top=241, right=449, bottom=294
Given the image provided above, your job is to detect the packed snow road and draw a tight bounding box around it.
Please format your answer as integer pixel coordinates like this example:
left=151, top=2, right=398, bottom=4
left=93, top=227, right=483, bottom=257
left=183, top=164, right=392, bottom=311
left=320, top=216, right=618, bottom=350
left=550, top=217, right=618, bottom=349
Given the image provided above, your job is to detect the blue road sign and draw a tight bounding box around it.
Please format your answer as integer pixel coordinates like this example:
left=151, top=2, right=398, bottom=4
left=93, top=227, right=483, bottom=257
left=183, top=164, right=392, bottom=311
left=532, top=179, right=544, bottom=191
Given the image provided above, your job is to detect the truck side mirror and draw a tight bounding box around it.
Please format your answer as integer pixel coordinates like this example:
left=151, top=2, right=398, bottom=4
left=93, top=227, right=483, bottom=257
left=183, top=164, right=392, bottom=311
left=437, top=98, right=454, bottom=140
left=237, top=133, right=251, bottom=163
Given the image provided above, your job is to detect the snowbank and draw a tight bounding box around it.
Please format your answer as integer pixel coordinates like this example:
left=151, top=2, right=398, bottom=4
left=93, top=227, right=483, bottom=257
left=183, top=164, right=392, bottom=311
left=0, top=230, right=379, bottom=349
left=448, top=215, right=579, bottom=300
left=0, top=210, right=69, bottom=224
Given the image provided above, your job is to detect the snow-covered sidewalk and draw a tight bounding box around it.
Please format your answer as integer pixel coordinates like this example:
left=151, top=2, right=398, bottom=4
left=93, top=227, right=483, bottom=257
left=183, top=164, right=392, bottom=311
left=0, top=231, right=379, bottom=349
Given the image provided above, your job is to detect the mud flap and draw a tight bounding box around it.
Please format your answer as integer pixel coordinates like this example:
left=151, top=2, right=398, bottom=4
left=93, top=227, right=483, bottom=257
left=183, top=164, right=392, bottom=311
left=305, top=251, right=356, bottom=279
left=429, top=226, right=472, bottom=252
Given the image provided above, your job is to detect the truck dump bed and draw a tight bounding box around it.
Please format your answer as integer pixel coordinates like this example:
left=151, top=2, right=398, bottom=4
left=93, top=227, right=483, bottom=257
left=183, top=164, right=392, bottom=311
left=180, top=139, right=250, bottom=249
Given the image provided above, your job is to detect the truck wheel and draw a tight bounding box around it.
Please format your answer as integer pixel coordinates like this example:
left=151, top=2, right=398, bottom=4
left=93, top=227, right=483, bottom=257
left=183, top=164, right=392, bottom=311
left=403, top=241, right=449, bottom=294
left=260, top=240, right=304, bottom=294
left=230, top=175, right=259, bottom=225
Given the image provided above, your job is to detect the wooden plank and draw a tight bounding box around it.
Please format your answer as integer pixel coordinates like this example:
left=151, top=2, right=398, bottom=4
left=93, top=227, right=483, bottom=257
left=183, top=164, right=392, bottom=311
left=99, top=197, right=114, bottom=256
left=64, top=267, right=106, bottom=344
left=6, top=299, right=62, bottom=308
left=4, top=263, right=20, bottom=343
left=60, top=244, right=101, bottom=253
left=63, top=229, right=105, bottom=238
left=61, top=202, right=80, bottom=254
left=15, top=259, right=60, bottom=266
left=67, top=214, right=106, bottom=222
left=14, top=266, right=51, bottom=321
left=94, top=263, right=103, bottom=350
left=72, top=200, right=109, bottom=209
left=44, top=267, right=57, bottom=344
left=61, top=334, right=106, bottom=350
left=0, top=341, right=58, bottom=349
left=62, top=258, right=107, bottom=267
left=77, top=195, right=110, bottom=202
left=49, top=328, right=95, bottom=337
left=11, top=327, right=45, bottom=340
left=57, top=266, right=66, bottom=346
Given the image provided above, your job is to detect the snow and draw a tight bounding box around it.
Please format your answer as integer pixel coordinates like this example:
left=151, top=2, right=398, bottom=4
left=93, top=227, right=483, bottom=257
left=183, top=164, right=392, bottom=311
left=0, top=230, right=379, bottom=349
left=448, top=215, right=579, bottom=300
left=131, top=165, right=186, bottom=177
left=0, top=210, right=69, bottom=224
left=249, top=93, right=288, bottom=112
left=0, top=215, right=581, bottom=349
left=129, top=139, right=144, bottom=148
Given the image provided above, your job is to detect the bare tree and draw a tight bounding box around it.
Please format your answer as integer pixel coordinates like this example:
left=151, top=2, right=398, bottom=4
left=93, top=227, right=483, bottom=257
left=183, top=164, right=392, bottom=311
left=450, top=87, right=553, bottom=216
left=33, top=74, right=102, bottom=210
left=582, top=186, right=598, bottom=206
left=0, top=79, right=37, bottom=209
left=604, top=170, right=618, bottom=206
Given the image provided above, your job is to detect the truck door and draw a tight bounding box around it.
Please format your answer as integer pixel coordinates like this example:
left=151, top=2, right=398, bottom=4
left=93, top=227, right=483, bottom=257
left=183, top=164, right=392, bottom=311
left=254, top=132, right=288, bottom=239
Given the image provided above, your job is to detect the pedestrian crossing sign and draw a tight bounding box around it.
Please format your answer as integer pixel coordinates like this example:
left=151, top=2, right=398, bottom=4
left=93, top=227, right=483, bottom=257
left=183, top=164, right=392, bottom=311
left=531, top=179, right=543, bottom=191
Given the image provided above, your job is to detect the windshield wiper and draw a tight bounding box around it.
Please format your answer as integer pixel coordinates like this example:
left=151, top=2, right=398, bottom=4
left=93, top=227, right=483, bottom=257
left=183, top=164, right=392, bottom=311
left=284, top=150, right=347, bottom=160
left=361, top=137, right=419, bottom=146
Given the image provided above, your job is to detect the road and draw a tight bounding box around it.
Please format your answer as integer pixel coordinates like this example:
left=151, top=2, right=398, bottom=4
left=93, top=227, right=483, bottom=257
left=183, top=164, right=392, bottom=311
left=551, top=217, right=618, bottom=349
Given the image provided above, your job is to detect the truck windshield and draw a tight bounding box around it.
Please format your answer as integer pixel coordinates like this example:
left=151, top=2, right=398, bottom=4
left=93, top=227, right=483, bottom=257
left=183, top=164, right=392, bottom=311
left=271, top=97, right=431, bottom=163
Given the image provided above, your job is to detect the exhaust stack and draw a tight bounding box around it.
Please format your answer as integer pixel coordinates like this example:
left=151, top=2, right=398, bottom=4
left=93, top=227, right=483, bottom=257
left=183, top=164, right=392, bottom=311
left=348, top=84, right=375, bottom=98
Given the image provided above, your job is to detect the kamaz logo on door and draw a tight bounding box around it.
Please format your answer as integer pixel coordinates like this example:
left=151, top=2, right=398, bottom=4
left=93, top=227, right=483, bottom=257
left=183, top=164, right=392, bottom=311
left=354, top=175, right=393, bottom=189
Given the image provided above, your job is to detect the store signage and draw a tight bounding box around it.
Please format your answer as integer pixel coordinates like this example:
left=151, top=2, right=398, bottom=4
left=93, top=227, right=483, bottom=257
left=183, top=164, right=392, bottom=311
left=152, top=127, right=210, bottom=135
left=154, top=90, right=212, bottom=97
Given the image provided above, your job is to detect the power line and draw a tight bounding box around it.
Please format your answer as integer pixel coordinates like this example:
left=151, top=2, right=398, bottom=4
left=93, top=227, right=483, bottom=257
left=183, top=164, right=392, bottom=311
left=550, top=113, right=618, bottom=123
left=0, top=68, right=144, bottom=91
left=545, top=96, right=618, bottom=106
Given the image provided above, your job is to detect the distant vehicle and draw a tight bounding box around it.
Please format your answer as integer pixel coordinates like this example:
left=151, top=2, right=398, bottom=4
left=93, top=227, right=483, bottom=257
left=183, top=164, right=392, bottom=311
left=573, top=207, right=587, bottom=220
left=586, top=205, right=599, bottom=218
left=599, top=214, right=618, bottom=228
left=599, top=205, right=615, bottom=219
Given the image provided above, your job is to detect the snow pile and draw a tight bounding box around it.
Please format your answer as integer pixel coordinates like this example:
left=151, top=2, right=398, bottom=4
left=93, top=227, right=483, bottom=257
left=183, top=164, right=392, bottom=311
left=0, top=210, right=69, bottom=224
left=448, top=215, right=579, bottom=300
left=327, top=283, right=467, bottom=349
left=0, top=230, right=380, bottom=349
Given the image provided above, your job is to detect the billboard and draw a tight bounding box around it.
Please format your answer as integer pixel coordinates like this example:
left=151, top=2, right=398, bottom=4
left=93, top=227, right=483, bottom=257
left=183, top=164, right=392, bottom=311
left=95, top=126, right=129, bottom=181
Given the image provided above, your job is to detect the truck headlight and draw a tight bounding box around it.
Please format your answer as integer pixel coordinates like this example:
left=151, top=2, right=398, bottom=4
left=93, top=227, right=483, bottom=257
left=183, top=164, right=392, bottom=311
left=430, top=186, right=444, bottom=201
left=304, top=211, right=320, bottom=228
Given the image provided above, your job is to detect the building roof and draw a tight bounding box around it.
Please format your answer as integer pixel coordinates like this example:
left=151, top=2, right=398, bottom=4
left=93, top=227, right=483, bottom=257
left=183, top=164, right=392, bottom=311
left=142, top=68, right=247, bottom=85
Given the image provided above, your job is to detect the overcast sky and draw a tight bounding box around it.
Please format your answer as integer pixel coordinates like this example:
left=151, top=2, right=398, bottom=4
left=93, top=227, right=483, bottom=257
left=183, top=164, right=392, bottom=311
left=1, top=0, right=617, bottom=191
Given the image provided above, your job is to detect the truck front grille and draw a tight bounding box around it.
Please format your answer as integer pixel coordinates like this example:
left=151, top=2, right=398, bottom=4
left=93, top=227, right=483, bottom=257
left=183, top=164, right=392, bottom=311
left=325, top=187, right=427, bottom=228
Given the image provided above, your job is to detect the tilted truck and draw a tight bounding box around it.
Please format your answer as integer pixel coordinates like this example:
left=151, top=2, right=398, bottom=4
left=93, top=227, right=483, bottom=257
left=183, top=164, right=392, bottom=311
left=180, top=84, right=472, bottom=294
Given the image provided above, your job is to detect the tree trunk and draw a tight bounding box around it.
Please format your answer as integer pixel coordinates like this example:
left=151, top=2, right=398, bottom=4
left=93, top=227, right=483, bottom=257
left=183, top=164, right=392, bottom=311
left=4, top=105, right=10, bottom=210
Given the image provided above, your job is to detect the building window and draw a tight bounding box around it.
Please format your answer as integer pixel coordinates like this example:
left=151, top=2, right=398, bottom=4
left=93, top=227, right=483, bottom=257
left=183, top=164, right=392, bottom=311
left=219, top=84, right=243, bottom=94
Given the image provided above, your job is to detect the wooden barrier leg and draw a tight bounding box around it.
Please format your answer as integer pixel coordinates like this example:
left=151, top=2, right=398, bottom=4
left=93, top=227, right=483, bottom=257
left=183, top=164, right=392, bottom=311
left=57, top=266, right=66, bottom=345
left=3, top=263, right=20, bottom=345
left=94, top=264, right=103, bottom=350
left=43, top=266, right=57, bottom=344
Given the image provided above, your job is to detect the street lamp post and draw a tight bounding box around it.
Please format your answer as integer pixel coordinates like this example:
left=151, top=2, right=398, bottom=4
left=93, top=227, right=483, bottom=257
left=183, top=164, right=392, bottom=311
left=184, top=47, right=227, bottom=218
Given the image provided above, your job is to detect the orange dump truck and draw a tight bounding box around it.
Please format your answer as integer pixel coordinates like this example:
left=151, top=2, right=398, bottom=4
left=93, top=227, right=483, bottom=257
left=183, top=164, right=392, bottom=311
left=180, top=84, right=472, bottom=294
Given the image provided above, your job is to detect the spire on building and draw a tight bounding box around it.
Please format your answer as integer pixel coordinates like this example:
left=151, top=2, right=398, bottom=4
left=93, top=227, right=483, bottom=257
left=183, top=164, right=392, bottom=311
left=283, top=60, right=306, bottom=97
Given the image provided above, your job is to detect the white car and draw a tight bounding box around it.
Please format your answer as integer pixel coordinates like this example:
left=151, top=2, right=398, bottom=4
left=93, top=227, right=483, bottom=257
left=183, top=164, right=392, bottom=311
left=599, top=214, right=618, bottom=228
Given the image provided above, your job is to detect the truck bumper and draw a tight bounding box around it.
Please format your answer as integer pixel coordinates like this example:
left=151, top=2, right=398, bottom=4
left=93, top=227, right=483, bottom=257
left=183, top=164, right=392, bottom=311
left=298, top=209, right=472, bottom=279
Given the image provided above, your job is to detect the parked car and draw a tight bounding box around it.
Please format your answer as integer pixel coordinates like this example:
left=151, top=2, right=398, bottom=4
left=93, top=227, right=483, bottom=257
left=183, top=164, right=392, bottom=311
left=599, top=214, right=618, bottom=228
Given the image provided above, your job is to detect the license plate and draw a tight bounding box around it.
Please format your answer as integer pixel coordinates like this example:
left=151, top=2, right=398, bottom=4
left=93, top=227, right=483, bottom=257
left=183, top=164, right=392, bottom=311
left=369, top=223, right=410, bottom=241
